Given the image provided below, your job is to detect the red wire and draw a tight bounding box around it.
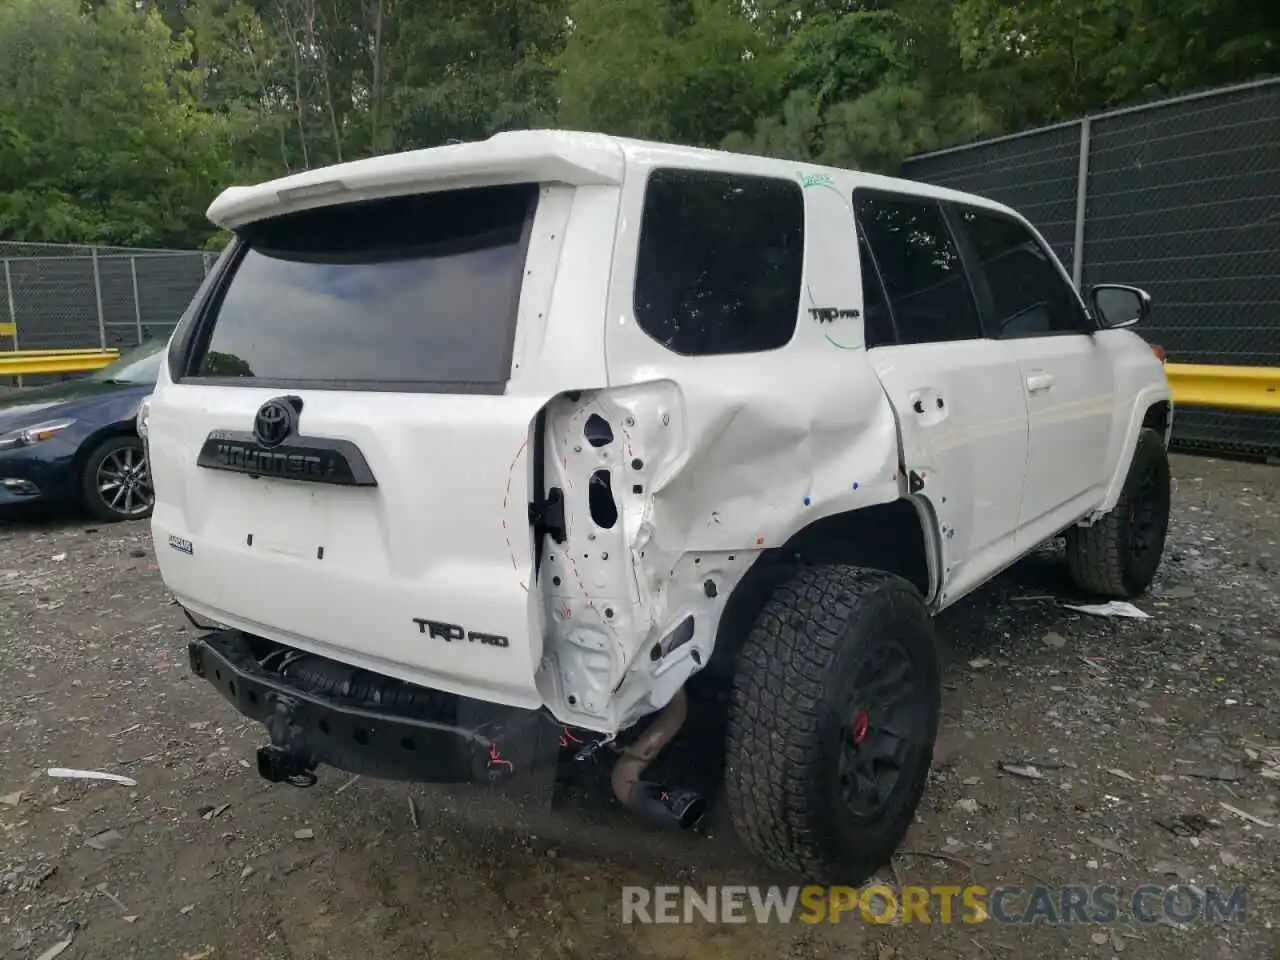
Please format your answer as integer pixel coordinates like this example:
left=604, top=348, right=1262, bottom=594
left=487, top=743, right=514, bottom=772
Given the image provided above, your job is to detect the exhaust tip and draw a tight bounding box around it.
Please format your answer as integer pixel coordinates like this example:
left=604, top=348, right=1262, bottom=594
left=677, top=794, right=708, bottom=830
left=628, top=781, right=708, bottom=830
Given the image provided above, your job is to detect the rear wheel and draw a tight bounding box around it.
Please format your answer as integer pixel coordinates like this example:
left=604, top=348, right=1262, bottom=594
left=1065, top=428, right=1170, bottom=598
left=724, top=565, right=940, bottom=883
left=81, top=435, right=154, bottom=522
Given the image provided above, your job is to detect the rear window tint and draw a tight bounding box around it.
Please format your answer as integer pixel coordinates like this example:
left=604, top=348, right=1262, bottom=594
left=633, top=169, right=803, bottom=356
left=190, top=183, right=537, bottom=392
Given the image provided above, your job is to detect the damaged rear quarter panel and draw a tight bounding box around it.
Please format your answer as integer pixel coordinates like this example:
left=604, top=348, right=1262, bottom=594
left=534, top=154, right=907, bottom=734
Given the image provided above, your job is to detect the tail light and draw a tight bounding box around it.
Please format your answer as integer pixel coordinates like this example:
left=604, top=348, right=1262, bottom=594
left=1150, top=344, right=1166, bottom=362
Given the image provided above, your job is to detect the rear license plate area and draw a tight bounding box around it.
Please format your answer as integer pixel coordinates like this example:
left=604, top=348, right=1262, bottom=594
left=243, top=483, right=326, bottom=559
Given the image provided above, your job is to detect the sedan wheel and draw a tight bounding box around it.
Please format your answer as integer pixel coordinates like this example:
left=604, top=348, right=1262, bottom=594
left=81, top=436, right=154, bottom=522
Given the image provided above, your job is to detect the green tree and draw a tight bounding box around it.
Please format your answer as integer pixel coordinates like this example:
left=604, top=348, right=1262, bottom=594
left=0, top=0, right=234, bottom=246
left=950, top=0, right=1280, bottom=128
left=1, top=0, right=1276, bottom=249
left=388, top=0, right=569, bottom=149
left=557, top=0, right=780, bottom=145
left=722, top=0, right=998, bottom=171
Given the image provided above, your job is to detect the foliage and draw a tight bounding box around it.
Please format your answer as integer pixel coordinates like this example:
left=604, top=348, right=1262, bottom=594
left=557, top=0, right=781, bottom=145
left=0, top=0, right=235, bottom=246
left=950, top=0, right=1280, bottom=128
left=0, top=0, right=1275, bottom=247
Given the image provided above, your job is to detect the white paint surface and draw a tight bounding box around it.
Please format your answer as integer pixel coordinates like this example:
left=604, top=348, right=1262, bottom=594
left=148, top=130, right=1171, bottom=734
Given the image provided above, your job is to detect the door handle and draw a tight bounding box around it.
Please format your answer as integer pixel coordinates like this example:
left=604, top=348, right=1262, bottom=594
left=1026, top=372, right=1055, bottom=393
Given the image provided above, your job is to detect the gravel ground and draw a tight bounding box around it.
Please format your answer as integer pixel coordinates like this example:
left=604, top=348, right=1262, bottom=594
left=1, top=453, right=1277, bottom=960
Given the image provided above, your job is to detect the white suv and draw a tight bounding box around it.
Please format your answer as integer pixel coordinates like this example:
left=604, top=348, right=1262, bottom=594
left=143, top=130, right=1172, bottom=882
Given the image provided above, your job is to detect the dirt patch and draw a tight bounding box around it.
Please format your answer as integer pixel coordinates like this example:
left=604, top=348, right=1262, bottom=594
left=1, top=454, right=1277, bottom=959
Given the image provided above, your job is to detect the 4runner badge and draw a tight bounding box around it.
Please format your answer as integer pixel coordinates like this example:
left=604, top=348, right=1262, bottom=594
left=413, top=618, right=509, bottom=649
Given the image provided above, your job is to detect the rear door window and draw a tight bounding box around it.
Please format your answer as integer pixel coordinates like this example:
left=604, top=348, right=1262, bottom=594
left=633, top=169, right=804, bottom=356
left=853, top=191, right=983, bottom=344
left=189, top=183, right=538, bottom=393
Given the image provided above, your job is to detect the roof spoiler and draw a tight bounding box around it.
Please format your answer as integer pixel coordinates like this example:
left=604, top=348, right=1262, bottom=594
left=207, top=130, right=627, bottom=230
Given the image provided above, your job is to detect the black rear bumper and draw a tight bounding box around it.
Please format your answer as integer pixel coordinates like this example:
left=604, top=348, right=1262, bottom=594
left=187, top=629, right=555, bottom=784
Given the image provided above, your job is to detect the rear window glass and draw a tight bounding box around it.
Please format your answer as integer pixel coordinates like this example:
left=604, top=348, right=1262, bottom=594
left=191, top=183, right=537, bottom=392
left=633, top=169, right=804, bottom=356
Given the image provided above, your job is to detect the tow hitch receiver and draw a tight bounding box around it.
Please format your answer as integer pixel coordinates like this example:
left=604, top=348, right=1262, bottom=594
left=257, top=744, right=317, bottom=788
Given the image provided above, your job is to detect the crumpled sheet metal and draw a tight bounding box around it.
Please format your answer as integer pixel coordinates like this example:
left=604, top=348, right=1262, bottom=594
left=533, top=176, right=909, bottom=732
left=534, top=370, right=903, bottom=732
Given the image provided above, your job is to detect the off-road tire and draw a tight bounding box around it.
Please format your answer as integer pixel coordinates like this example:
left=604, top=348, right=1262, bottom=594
left=724, top=565, right=940, bottom=883
left=1065, top=428, right=1170, bottom=598
left=80, top=434, right=154, bottom=522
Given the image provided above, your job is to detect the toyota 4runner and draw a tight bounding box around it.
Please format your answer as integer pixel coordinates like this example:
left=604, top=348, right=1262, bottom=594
left=141, top=130, right=1173, bottom=882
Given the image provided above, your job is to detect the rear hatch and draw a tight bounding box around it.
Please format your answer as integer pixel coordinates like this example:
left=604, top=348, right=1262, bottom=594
left=149, top=179, right=599, bottom=710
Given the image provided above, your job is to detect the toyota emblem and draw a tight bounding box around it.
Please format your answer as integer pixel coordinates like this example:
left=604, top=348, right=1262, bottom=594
left=253, top=398, right=297, bottom=448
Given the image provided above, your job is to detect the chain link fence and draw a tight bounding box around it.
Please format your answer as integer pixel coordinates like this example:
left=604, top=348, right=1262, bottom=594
left=904, top=77, right=1280, bottom=459
left=0, top=241, right=211, bottom=359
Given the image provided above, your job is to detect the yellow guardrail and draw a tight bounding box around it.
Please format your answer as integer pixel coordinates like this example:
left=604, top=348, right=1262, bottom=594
left=1165, top=363, right=1279, bottom=414
left=0, top=349, right=1275, bottom=414
left=0, top=348, right=120, bottom=376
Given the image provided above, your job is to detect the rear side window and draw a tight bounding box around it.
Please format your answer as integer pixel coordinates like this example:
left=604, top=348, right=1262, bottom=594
left=190, top=183, right=537, bottom=392
left=634, top=169, right=803, bottom=356
left=950, top=206, right=1090, bottom=338
left=854, top=191, right=982, bottom=344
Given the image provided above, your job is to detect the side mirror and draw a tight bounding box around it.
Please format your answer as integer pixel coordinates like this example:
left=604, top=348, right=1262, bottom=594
left=1089, top=283, right=1151, bottom=330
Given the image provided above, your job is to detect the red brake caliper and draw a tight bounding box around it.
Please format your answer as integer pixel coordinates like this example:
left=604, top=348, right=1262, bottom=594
left=851, top=709, right=869, bottom=746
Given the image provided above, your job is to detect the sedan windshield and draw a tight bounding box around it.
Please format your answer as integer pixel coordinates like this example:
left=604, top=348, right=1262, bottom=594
left=88, top=339, right=166, bottom=385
